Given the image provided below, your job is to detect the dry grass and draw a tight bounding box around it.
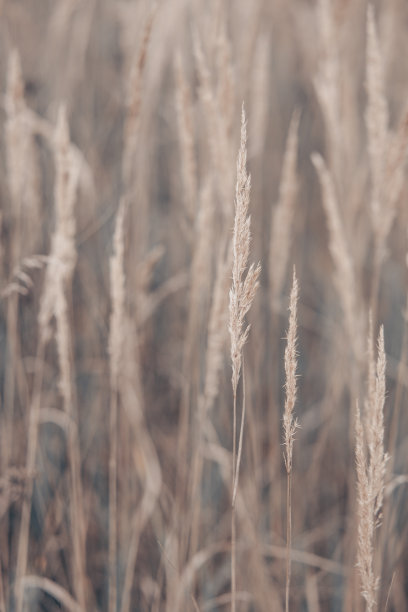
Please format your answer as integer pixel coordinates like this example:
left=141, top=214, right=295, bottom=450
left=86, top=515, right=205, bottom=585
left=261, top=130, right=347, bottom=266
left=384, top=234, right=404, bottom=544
left=0, top=1, right=408, bottom=611
left=283, top=270, right=299, bottom=612
left=229, top=105, right=260, bottom=612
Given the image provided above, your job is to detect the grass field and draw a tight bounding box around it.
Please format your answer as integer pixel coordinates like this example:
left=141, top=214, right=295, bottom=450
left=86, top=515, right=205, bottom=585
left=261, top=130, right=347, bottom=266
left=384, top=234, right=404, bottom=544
left=0, top=1, right=407, bottom=610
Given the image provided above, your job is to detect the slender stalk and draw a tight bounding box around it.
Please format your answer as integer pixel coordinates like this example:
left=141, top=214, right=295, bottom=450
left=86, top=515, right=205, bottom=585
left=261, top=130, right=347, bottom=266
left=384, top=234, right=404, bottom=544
left=282, top=271, right=299, bottom=612
left=231, top=494, right=236, bottom=612
left=66, top=399, right=86, bottom=611
left=108, top=389, right=118, bottom=612
left=231, top=389, right=237, bottom=612
left=15, top=341, right=45, bottom=612
left=228, top=105, right=260, bottom=611
left=285, top=470, right=292, bottom=612
left=369, top=246, right=382, bottom=331
left=0, top=559, right=5, bottom=612
left=231, top=359, right=247, bottom=612
left=35, top=106, right=86, bottom=610
left=233, top=360, right=246, bottom=507
left=56, top=278, right=86, bottom=610
left=108, top=201, right=126, bottom=612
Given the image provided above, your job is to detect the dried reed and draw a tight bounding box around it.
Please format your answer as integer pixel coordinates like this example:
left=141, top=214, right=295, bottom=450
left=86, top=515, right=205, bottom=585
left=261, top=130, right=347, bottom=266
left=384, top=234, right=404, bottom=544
left=229, top=105, right=260, bottom=612
left=108, top=200, right=126, bottom=612
left=283, top=270, right=299, bottom=612
left=355, top=324, right=388, bottom=611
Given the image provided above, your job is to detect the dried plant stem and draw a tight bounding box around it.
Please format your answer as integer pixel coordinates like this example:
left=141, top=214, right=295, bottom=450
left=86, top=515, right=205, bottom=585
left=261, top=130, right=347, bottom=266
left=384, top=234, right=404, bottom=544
left=4, top=50, right=31, bottom=472
left=285, top=471, right=292, bottom=612
left=66, top=400, right=86, bottom=611
left=0, top=560, right=5, bottom=612
left=369, top=251, right=381, bottom=331
left=229, top=105, right=260, bottom=612
left=231, top=358, right=247, bottom=612
left=108, top=389, right=118, bottom=612
left=283, top=271, right=299, bottom=612
left=108, top=202, right=126, bottom=612
left=355, top=325, right=388, bottom=611
left=56, top=284, right=86, bottom=611
left=34, top=106, right=86, bottom=611
left=177, top=289, right=201, bottom=520
left=120, top=326, right=162, bottom=612
left=268, top=110, right=299, bottom=528
left=120, top=437, right=161, bottom=612
left=355, top=405, right=376, bottom=612
left=231, top=387, right=238, bottom=612
left=231, top=494, right=237, bottom=612
left=4, top=297, right=21, bottom=466
left=54, top=128, right=86, bottom=612
left=15, top=340, right=45, bottom=612
left=267, top=309, right=282, bottom=529
left=233, top=359, right=246, bottom=507
left=188, top=402, right=205, bottom=561
left=232, top=388, right=237, bottom=496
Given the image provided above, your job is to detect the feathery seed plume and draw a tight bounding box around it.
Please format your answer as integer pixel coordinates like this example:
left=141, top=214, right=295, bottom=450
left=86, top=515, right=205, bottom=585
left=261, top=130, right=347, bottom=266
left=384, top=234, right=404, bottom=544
left=356, top=324, right=388, bottom=611
left=229, top=104, right=260, bottom=612
left=283, top=270, right=300, bottom=474
left=229, top=105, right=261, bottom=396
left=109, top=200, right=126, bottom=391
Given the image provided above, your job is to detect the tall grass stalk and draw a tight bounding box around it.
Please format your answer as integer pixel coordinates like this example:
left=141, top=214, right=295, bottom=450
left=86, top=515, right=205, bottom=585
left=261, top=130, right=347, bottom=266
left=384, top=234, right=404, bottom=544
left=229, top=105, right=260, bottom=612
left=283, top=271, right=299, bottom=612
left=108, top=200, right=126, bottom=612
left=42, top=107, right=85, bottom=610
left=14, top=342, right=45, bottom=612
left=355, top=325, right=388, bottom=611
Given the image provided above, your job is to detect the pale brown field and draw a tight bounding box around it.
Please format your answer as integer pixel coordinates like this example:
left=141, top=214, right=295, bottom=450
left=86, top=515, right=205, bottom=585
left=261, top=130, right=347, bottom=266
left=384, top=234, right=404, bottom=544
left=0, top=1, right=407, bottom=611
